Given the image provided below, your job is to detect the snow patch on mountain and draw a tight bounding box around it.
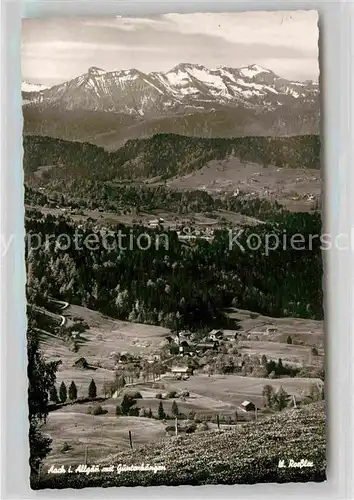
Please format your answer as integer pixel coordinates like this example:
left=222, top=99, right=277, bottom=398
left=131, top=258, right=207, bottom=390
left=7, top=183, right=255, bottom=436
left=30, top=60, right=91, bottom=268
left=165, top=69, right=192, bottom=87
left=186, top=67, right=226, bottom=89
left=240, top=64, right=270, bottom=78
left=22, top=82, right=48, bottom=92
left=218, top=68, right=238, bottom=83
left=88, top=66, right=107, bottom=76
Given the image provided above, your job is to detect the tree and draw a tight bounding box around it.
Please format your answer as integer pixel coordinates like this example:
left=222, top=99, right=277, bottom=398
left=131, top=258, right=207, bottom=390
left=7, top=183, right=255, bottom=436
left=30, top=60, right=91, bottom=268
left=27, top=318, right=60, bottom=477
left=59, top=382, right=67, bottom=403
left=171, top=400, right=179, bottom=417
left=147, top=407, right=153, bottom=418
left=277, top=358, right=284, bottom=374
left=116, top=374, right=126, bottom=390
left=92, top=404, right=105, bottom=415
left=188, top=410, right=196, bottom=421
left=158, top=401, right=165, bottom=420
left=308, top=382, right=323, bottom=402
left=88, top=379, right=97, bottom=399
left=49, top=385, right=58, bottom=403
left=68, top=381, right=77, bottom=401
left=103, top=380, right=114, bottom=398
left=262, top=384, right=275, bottom=408
left=286, top=335, right=293, bottom=344
left=274, top=386, right=290, bottom=411
left=121, top=394, right=136, bottom=415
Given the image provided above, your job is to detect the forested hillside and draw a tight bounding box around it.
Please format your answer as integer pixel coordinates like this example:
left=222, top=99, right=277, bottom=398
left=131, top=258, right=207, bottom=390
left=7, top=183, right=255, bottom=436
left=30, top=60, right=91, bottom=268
left=26, top=210, right=323, bottom=326
left=23, top=133, right=321, bottom=183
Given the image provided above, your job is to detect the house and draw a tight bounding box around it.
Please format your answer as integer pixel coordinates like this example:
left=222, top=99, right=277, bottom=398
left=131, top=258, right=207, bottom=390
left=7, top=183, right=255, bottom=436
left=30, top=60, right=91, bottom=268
left=240, top=400, right=256, bottom=412
left=195, top=341, right=219, bottom=354
left=209, top=329, right=224, bottom=341
left=148, top=219, right=162, bottom=228
left=179, top=330, right=192, bottom=338
left=224, top=331, right=239, bottom=342
left=147, top=354, right=161, bottom=363
left=118, top=352, right=130, bottom=363
left=266, top=326, right=277, bottom=335
left=168, top=333, right=181, bottom=344
left=171, top=366, right=193, bottom=376
left=172, top=332, right=192, bottom=345
left=73, top=357, right=89, bottom=369
left=179, top=340, right=193, bottom=355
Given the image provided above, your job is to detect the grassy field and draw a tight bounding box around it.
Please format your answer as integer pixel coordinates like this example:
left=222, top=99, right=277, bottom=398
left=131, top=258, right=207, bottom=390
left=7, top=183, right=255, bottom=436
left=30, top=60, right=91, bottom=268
left=156, top=374, right=322, bottom=410
left=226, top=307, right=324, bottom=347
left=166, top=156, right=320, bottom=212
left=41, top=305, right=170, bottom=397
left=35, top=402, right=326, bottom=488
left=238, top=340, right=323, bottom=367
left=110, top=387, right=235, bottom=417
left=42, top=405, right=166, bottom=468
left=27, top=203, right=263, bottom=232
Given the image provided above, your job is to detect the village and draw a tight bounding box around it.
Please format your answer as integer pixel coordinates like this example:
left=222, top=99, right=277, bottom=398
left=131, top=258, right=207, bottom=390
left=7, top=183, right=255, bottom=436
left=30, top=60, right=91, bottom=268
left=38, top=300, right=325, bottom=471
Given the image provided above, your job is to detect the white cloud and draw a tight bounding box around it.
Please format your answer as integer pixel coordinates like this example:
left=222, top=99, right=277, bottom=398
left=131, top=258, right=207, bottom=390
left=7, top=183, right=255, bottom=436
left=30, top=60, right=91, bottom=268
left=162, top=11, right=318, bottom=53
left=21, top=11, right=319, bottom=85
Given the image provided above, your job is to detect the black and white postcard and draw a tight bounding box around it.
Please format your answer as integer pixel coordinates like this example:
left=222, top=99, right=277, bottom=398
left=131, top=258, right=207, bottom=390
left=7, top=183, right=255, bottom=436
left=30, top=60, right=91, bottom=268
left=21, top=11, right=325, bottom=489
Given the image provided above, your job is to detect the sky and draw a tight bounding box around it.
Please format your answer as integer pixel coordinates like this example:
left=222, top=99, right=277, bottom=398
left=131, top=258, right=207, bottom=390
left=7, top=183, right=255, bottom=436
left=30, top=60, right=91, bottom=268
left=21, top=11, right=319, bottom=86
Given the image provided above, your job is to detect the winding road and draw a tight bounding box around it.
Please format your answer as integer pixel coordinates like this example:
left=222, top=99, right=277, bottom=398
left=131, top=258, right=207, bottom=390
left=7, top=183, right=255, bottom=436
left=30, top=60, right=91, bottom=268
left=48, top=297, right=70, bottom=326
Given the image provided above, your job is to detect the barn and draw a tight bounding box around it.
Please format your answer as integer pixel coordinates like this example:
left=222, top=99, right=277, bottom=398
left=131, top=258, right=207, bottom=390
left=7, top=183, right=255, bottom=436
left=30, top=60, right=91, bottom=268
left=195, top=341, right=219, bottom=353
left=171, top=366, right=193, bottom=377
left=73, top=357, right=89, bottom=369
left=209, top=329, right=224, bottom=341
left=179, top=340, right=193, bottom=355
left=240, top=400, right=256, bottom=412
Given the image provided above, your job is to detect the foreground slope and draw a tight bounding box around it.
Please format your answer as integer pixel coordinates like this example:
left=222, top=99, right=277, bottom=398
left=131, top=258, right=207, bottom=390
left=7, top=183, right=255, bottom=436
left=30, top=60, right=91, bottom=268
left=34, top=402, right=325, bottom=488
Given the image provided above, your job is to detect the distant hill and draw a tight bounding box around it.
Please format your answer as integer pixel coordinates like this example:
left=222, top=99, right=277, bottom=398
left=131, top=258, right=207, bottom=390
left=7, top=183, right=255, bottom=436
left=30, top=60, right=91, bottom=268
left=23, top=133, right=321, bottom=183
left=22, top=105, right=319, bottom=150
left=33, top=402, right=325, bottom=488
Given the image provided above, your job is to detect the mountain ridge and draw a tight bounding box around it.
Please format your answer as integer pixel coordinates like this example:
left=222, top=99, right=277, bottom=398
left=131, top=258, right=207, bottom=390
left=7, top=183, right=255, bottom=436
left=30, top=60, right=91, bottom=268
left=22, top=62, right=319, bottom=117
left=22, top=63, right=320, bottom=146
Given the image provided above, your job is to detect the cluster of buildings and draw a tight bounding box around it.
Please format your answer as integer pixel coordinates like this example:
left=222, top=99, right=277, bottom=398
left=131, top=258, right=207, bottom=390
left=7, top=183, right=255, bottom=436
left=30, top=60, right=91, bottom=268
left=147, top=218, right=165, bottom=228
left=176, top=226, right=215, bottom=243
left=166, top=329, right=239, bottom=357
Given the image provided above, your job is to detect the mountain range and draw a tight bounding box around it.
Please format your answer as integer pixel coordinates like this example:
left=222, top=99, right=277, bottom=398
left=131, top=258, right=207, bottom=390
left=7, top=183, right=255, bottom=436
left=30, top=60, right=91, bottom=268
left=22, top=63, right=320, bottom=149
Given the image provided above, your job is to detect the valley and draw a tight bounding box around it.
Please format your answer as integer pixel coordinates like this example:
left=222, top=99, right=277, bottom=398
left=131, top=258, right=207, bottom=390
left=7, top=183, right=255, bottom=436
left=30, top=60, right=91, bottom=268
left=38, top=302, right=324, bottom=473
left=23, top=55, right=324, bottom=488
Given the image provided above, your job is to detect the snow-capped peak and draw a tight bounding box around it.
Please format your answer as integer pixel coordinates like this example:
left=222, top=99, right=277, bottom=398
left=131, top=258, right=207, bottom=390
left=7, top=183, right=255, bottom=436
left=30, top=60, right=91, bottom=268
left=239, top=64, right=270, bottom=78
left=22, top=62, right=319, bottom=121
left=21, top=81, right=48, bottom=92
left=171, top=63, right=207, bottom=72
left=88, top=66, right=107, bottom=76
